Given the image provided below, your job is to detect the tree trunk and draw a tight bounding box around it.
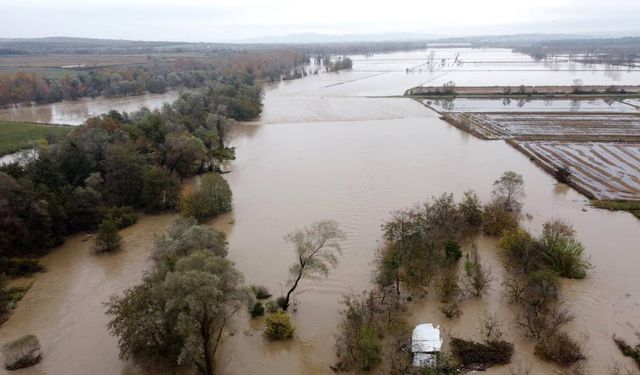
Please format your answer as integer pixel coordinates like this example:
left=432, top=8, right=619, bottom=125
left=283, top=271, right=303, bottom=311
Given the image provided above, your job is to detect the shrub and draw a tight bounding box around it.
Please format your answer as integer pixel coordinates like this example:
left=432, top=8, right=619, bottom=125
left=444, top=241, right=462, bottom=265
left=534, top=332, right=585, bottom=366
left=1, top=334, right=42, bottom=370
left=93, top=218, right=122, bottom=253
left=436, top=268, right=460, bottom=303
left=499, top=228, right=541, bottom=273
left=250, top=302, right=265, bottom=318
left=483, top=202, right=519, bottom=236
left=265, top=300, right=279, bottom=313
left=421, top=352, right=461, bottom=375
left=250, top=284, right=272, bottom=300
left=354, top=324, right=381, bottom=370
left=539, top=220, right=590, bottom=279
left=0, top=258, right=44, bottom=277
left=450, top=337, right=514, bottom=369
left=463, top=246, right=492, bottom=297
left=263, top=312, right=294, bottom=340
left=441, top=303, right=462, bottom=319
left=613, top=336, right=640, bottom=368
left=103, top=206, right=138, bottom=229
left=276, top=296, right=288, bottom=310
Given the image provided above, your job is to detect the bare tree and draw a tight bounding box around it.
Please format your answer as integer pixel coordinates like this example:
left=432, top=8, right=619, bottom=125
left=480, top=313, right=504, bottom=341
left=464, top=244, right=493, bottom=297
left=281, top=220, right=346, bottom=310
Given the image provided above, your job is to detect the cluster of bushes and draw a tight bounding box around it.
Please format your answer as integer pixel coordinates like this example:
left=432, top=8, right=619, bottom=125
left=322, top=56, right=353, bottom=72
left=106, top=217, right=251, bottom=375
left=450, top=337, right=513, bottom=370
left=613, top=336, right=640, bottom=369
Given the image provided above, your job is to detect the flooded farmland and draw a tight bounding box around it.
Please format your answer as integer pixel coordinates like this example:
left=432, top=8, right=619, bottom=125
left=2, top=48, right=640, bottom=375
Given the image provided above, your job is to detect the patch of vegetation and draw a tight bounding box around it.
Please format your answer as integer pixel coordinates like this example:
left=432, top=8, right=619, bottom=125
left=0, top=258, right=44, bottom=277
left=440, top=303, right=462, bottom=319
left=534, top=332, right=586, bottom=366
left=250, top=284, right=272, bottom=300
left=263, top=312, right=294, bottom=340
left=181, top=173, right=233, bottom=223
left=1, top=334, right=42, bottom=370
left=450, top=337, right=514, bottom=370
left=249, top=302, right=265, bottom=318
left=93, top=218, right=122, bottom=253
left=0, top=276, right=31, bottom=321
left=592, top=200, right=640, bottom=219
left=613, top=336, right=640, bottom=369
left=103, top=206, right=138, bottom=229
left=0, top=121, right=72, bottom=156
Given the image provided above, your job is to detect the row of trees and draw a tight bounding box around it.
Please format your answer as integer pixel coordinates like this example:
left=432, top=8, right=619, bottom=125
left=0, top=49, right=307, bottom=107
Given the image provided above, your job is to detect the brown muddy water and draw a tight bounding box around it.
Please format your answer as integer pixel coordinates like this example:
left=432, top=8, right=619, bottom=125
left=1, top=49, right=640, bottom=375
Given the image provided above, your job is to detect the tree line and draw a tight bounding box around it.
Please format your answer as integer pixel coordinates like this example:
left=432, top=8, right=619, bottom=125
left=0, top=49, right=307, bottom=107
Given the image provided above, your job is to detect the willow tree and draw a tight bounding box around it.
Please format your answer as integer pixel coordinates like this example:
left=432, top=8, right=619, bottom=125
left=281, top=220, right=346, bottom=311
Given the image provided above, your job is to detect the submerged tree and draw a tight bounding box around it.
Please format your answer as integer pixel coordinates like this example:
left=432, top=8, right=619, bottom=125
left=492, top=171, right=526, bottom=212
left=281, top=220, right=346, bottom=311
left=93, top=218, right=122, bottom=253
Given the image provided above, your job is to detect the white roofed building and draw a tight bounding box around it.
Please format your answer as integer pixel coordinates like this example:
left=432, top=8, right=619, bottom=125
left=411, top=323, right=443, bottom=367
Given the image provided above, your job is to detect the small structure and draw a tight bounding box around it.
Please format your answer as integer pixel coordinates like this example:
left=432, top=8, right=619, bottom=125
left=411, top=323, right=443, bottom=367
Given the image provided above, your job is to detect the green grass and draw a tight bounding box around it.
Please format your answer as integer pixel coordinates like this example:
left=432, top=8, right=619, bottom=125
left=591, top=200, right=640, bottom=219
left=0, top=121, right=73, bottom=156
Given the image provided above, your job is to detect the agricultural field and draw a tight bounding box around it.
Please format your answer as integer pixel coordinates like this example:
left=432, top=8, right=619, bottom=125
left=0, top=121, right=73, bottom=156
left=512, top=140, right=640, bottom=200
left=442, top=112, right=640, bottom=142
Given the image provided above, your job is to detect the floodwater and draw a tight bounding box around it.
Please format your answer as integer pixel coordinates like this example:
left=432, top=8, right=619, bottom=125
left=2, top=48, right=640, bottom=375
left=0, top=90, right=182, bottom=125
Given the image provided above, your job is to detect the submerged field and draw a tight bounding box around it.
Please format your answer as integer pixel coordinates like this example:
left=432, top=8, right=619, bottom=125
left=0, top=120, right=73, bottom=156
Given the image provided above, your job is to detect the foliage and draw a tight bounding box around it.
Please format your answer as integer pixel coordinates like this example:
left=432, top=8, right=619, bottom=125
left=534, top=332, right=585, bottom=366
left=450, top=337, right=514, bottom=369
left=613, top=336, right=640, bottom=369
left=250, top=285, right=272, bottom=300
left=93, top=218, right=122, bottom=253
left=444, top=241, right=462, bottom=265
left=263, top=312, right=294, bottom=340
left=1, top=334, right=41, bottom=370
left=181, top=173, right=232, bottom=222
left=420, top=352, right=461, bottom=375
left=482, top=201, right=519, bottom=236
left=539, top=220, right=590, bottom=279
left=459, top=190, right=484, bottom=228
left=463, top=245, right=493, bottom=297
left=436, top=267, right=460, bottom=303
left=152, top=217, right=228, bottom=263
left=103, top=206, right=138, bottom=229
left=141, top=166, right=181, bottom=212
left=354, top=324, right=382, bottom=371
left=106, top=250, right=251, bottom=375
left=499, top=228, right=541, bottom=273
left=0, top=258, right=44, bottom=277
left=250, top=302, right=265, bottom=318
left=492, top=171, right=526, bottom=212
left=281, top=220, right=345, bottom=310
left=591, top=200, right=640, bottom=219
left=440, top=303, right=462, bottom=319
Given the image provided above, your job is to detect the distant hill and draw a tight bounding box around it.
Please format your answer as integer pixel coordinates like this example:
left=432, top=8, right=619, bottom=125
left=235, top=32, right=442, bottom=44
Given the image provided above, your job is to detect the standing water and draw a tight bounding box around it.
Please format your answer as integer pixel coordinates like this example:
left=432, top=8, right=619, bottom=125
left=1, top=48, right=639, bottom=374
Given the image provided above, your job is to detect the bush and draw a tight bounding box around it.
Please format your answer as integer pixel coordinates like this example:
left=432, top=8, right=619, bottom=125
left=93, top=218, right=122, bottom=253
left=181, top=173, right=232, bottom=222
left=276, top=296, right=288, bottom=310
left=250, top=284, right=272, bottom=300
left=613, top=336, right=640, bottom=368
left=444, top=241, right=462, bottom=265
left=0, top=258, right=44, bottom=277
left=534, top=332, right=585, bottom=366
left=450, top=337, right=514, bottom=369
left=539, top=220, right=590, bottom=279
left=483, top=202, right=519, bottom=236
left=436, top=268, right=460, bottom=303
left=250, top=302, right=265, bottom=318
left=1, top=334, right=42, bottom=370
left=421, top=352, right=461, bottom=375
left=354, top=324, right=381, bottom=370
left=441, top=303, right=462, bottom=319
left=499, top=228, right=541, bottom=273
left=263, top=312, right=294, bottom=340
left=103, top=206, right=138, bottom=229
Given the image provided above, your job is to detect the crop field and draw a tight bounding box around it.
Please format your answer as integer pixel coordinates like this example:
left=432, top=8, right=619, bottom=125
left=0, top=121, right=73, bottom=156
left=512, top=140, right=640, bottom=200
left=442, top=112, right=640, bottom=142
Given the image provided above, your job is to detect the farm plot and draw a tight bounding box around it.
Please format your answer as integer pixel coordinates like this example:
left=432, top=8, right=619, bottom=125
left=443, top=112, right=640, bottom=141
left=513, top=141, right=640, bottom=200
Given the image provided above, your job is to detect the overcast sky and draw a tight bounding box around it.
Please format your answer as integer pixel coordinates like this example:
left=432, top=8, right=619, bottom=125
left=2, top=0, right=639, bottom=42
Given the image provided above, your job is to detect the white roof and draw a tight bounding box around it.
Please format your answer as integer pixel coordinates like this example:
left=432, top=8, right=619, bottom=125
left=411, top=324, right=443, bottom=353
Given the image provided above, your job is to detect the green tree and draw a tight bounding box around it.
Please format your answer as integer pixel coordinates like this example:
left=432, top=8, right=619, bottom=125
left=181, top=173, right=232, bottom=223
left=141, top=165, right=181, bottom=212
left=94, top=218, right=122, bottom=253
left=281, top=220, right=345, bottom=311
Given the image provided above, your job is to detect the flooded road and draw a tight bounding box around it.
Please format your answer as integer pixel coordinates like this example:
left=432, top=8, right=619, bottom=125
left=1, top=48, right=640, bottom=374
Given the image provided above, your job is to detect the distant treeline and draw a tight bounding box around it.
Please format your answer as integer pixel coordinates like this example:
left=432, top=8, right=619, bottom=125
left=0, top=63, right=273, bottom=257
left=0, top=49, right=307, bottom=108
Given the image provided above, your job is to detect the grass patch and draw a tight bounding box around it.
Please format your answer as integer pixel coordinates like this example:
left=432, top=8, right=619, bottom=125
left=591, top=200, right=640, bottom=219
left=0, top=121, right=73, bottom=156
